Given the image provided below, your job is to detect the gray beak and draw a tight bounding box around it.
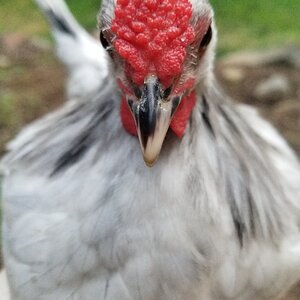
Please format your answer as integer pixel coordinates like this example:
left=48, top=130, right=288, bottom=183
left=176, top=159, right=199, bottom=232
left=128, top=75, right=181, bottom=166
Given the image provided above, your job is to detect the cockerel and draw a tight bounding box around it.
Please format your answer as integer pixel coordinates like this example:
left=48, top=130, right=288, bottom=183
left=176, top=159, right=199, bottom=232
left=1, top=0, right=300, bottom=299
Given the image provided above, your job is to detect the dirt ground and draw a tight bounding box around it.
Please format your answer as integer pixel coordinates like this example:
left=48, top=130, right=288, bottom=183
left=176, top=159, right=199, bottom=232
left=0, top=34, right=300, bottom=298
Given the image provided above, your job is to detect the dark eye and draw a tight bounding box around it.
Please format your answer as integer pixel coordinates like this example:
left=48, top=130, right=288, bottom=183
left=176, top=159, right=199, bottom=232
left=200, top=25, right=212, bottom=48
left=100, top=31, right=110, bottom=50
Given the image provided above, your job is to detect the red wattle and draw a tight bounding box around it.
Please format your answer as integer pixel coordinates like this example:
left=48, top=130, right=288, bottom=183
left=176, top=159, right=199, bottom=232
left=170, top=91, right=196, bottom=137
left=120, top=97, right=137, bottom=135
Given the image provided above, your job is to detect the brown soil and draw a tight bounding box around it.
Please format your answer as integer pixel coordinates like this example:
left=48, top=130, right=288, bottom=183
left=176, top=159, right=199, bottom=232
left=0, top=35, right=65, bottom=155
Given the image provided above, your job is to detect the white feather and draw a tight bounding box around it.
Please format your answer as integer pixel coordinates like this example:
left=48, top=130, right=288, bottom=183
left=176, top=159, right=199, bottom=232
left=35, top=0, right=109, bottom=101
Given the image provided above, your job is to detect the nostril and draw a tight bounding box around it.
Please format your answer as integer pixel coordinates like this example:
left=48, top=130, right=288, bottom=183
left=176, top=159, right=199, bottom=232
left=133, top=85, right=142, bottom=99
left=163, top=86, right=172, bottom=99
left=127, top=99, right=134, bottom=111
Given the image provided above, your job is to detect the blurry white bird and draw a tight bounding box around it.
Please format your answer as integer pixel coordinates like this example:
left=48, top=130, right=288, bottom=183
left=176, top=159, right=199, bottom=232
left=35, top=0, right=108, bottom=101
left=1, top=0, right=300, bottom=299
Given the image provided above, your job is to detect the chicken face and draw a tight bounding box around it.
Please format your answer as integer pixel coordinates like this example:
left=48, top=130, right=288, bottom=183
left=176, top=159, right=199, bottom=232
left=99, top=0, right=214, bottom=166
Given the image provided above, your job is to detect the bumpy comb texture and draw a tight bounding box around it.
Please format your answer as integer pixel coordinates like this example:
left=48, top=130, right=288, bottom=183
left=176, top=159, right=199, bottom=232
left=112, top=0, right=195, bottom=87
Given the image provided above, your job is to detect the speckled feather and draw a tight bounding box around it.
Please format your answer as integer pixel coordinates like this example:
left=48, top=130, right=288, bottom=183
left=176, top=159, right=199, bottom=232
left=1, top=0, right=300, bottom=299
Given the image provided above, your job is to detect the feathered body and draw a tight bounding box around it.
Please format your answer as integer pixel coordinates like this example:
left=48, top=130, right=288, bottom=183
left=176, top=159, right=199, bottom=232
left=1, top=0, right=300, bottom=299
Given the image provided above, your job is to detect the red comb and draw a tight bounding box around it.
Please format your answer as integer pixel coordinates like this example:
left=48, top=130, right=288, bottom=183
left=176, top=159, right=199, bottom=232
left=112, top=0, right=195, bottom=87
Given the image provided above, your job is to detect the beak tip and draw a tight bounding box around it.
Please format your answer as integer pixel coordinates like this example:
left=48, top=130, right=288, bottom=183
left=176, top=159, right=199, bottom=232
left=143, top=156, right=157, bottom=167
left=141, top=139, right=163, bottom=167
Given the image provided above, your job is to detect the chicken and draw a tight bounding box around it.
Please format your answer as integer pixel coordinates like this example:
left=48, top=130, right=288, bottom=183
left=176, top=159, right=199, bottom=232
left=1, top=0, right=300, bottom=299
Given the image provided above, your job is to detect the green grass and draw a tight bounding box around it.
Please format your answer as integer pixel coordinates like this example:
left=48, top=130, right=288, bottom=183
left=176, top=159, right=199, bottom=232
left=66, top=0, right=102, bottom=29
left=0, top=0, right=47, bottom=35
left=211, top=0, right=300, bottom=54
left=0, top=0, right=299, bottom=53
left=0, top=0, right=101, bottom=36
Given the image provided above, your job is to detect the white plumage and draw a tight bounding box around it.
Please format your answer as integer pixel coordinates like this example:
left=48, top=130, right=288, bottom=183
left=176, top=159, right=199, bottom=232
left=35, top=0, right=108, bottom=101
left=1, top=0, right=300, bottom=299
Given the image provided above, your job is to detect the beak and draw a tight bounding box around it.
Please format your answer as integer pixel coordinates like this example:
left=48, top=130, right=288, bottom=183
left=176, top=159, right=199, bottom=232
left=128, top=75, right=181, bottom=166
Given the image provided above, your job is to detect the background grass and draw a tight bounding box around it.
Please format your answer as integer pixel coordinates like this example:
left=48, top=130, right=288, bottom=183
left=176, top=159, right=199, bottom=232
left=0, top=0, right=299, bottom=54
left=211, top=0, right=300, bottom=54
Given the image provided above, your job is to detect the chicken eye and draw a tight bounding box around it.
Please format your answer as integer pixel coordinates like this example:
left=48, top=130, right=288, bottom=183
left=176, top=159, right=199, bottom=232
left=200, top=25, right=212, bottom=49
left=100, top=31, right=110, bottom=50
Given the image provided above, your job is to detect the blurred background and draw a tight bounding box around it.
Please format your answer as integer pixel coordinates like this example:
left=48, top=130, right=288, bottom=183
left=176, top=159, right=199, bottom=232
left=0, top=0, right=299, bottom=156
